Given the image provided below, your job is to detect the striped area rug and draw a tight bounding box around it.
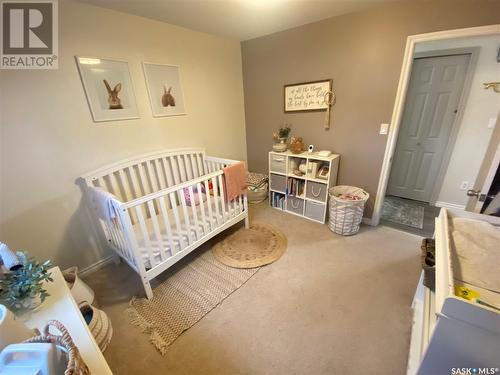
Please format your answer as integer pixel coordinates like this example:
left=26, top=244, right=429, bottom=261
left=127, top=249, right=259, bottom=354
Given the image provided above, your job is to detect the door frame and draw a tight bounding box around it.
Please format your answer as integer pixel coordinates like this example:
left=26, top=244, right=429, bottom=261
left=371, top=24, right=500, bottom=226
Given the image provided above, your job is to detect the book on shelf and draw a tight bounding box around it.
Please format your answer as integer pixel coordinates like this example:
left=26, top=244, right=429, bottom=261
left=271, top=192, right=285, bottom=209
left=286, top=177, right=305, bottom=198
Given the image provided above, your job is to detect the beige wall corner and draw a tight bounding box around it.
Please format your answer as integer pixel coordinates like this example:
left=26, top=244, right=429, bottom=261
left=241, top=0, right=500, bottom=217
left=0, top=0, right=247, bottom=269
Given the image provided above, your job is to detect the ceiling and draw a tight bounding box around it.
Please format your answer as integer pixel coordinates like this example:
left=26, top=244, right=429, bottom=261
left=78, top=0, right=403, bottom=41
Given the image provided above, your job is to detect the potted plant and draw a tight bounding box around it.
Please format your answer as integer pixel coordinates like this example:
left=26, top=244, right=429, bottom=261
left=272, top=125, right=291, bottom=152
left=0, top=252, right=53, bottom=315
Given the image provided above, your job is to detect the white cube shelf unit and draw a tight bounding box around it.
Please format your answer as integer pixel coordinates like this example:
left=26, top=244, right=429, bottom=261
left=269, top=150, right=340, bottom=224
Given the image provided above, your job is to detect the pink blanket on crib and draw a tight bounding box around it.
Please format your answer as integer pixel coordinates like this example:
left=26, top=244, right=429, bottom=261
left=223, top=162, right=247, bottom=202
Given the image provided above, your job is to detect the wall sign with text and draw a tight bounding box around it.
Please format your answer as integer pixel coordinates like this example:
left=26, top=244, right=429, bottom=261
left=284, top=79, right=332, bottom=112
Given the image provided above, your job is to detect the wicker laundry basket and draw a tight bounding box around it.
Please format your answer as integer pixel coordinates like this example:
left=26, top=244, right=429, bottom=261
left=328, top=186, right=369, bottom=236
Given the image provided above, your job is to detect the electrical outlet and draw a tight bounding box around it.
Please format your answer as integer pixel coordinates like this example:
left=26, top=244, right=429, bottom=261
left=380, top=123, right=389, bottom=135
left=460, top=181, right=468, bottom=190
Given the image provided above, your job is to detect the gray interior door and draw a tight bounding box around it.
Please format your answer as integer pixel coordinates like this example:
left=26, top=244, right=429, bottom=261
left=387, top=54, right=470, bottom=202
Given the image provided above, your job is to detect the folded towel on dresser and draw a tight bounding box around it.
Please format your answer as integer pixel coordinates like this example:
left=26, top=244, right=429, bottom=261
left=89, top=187, right=119, bottom=225
left=223, top=162, right=247, bottom=202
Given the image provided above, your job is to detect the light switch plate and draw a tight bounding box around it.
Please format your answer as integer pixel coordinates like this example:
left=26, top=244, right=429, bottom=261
left=380, top=123, right=389, bottom=135
left=487, top=118, right=497, bottom=129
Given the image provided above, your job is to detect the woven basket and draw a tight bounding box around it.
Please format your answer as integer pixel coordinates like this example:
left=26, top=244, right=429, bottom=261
left=80, top=303, right=113, bottom=352
left=328, top=186, right=369, bottom=236
left=421, top=238, right=435, bottom=291
left=23, top=320, right=90, bottom=375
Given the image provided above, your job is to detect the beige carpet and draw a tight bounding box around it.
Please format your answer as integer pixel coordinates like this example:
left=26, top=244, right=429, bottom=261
left=85, top=203, right=422, bottom=375
left=127, top=250, right=259, bottom=354
left=212, top=222, right=287, bottom=268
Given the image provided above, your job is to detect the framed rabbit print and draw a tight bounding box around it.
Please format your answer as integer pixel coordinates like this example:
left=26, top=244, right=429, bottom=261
left=75, top=56, right=139, bottom=122
left=142, top=62, right=186, bottom=117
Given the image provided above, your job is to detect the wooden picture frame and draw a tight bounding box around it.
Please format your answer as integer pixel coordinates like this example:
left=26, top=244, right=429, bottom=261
left=317, top=165, right=330, bottom=180
left=284, top=79, right=332, bottom=113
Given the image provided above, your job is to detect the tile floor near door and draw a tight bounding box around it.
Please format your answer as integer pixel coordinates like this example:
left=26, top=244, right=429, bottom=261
left=381, top=195, right=441, bottom=238
left=85, top=202, right=422, bottom=375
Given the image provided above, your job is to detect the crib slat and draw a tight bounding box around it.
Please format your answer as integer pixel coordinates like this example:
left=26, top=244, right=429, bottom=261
left=218, top=174, right=227, bottom=222
left=137, top=163, right=149, bottom=195
left=146, top=161, right=159, bottom=193
left=179, top=189, right=194, bottom=245
left=162, top=158, right=174, bottom=188
left=158, top=196, right=176, bottom=255
left=211, top=176, right=221, bottom=225
left=171, top=156, right=181, bottom=185
left=177, top=155, right=187, bottom=182
left=197, top=182, right=208, bottom=235
left=97, top=177, right=106, bottom=189
left=169, top=193, right=186, bottom=249
left=189, top=154, right=197, bottom=178
left=147, top=201, right=166, bottom=262
left=135, top=205, right=158, bottom=268
left=108, top=172, right=120, bottom=197
left=127, top=166, right=141, bottom=198
left=203, top=180, right=214, bottom=230
left=187, top=186, right=201, bottom=240
left=238, top=194, right=243, bottom=215
left=185, top=155, right=193, bottom=180
left=118, top=169, right=137, bottom=223
left=154, top=159, right=166, bottom=190
left=195, top=154, right=202, bottom=177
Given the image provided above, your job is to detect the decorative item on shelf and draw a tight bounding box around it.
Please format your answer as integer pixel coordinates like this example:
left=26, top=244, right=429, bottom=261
left=289, top=137, right=304, bottom=154
left=298, top=161, right=307, bottom=174
left=0, top=245, right=53, bottom=316
left=307, top=161, right=320, bottom=179
left=317, top=165, right=330, bottom=180
left=272, top=125, right=291, bottom=152
left=292, top=170, right=304, bottom=177
left=308, top=144, right=314, bottom=154
left=318, top=150, right=332, bottom=157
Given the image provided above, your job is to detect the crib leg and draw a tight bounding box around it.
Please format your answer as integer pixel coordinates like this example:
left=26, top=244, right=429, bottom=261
left=244, top=195, right=250, bottom=229
left=142, top=278, right=153, bottom=299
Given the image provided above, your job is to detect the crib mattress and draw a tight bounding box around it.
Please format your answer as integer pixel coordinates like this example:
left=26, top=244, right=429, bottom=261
left=132, top=197, right=240, bottom=269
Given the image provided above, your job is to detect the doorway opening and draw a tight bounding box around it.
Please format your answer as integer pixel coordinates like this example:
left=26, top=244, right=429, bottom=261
left=374, top=27, right=500, bottom=236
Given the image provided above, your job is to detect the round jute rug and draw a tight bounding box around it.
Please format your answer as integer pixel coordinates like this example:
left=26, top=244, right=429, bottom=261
left=212, top=223, right=287, bottom=268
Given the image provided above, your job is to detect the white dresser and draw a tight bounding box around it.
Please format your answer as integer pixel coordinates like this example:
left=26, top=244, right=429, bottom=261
left=407, top=209, right=500, bottom=375
left=268, top=150, right=340, bottom=224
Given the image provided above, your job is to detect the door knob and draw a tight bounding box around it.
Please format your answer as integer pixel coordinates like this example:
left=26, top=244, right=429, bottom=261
left=466, top=189, right=481, bottom=197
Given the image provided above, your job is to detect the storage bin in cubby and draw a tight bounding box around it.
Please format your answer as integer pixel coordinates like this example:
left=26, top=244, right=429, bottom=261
left=305, top=201, right=326, bottom=222
left=269, top=154, right=287, bottom=173
left=287, top=196, right=304, bottom=215
left=306, top=181, right=327, bottom=202
left=270, top=173, right=286, bottom=193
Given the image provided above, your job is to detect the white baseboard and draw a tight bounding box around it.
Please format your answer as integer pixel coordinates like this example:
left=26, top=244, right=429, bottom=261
left=78, top=255, right=115, bottom=278
left=435, top=201, right=466, bottom=211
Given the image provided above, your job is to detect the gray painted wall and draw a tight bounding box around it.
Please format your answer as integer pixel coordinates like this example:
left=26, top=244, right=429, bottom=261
left=241, top=0, right=500, bottom=216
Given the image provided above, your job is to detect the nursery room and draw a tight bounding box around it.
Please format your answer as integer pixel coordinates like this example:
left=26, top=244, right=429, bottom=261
left=0, top=0, right=499, bottom=374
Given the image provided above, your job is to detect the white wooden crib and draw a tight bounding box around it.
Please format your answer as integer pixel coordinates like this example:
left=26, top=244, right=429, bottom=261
left=81, top=148, right=249, bottom=299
